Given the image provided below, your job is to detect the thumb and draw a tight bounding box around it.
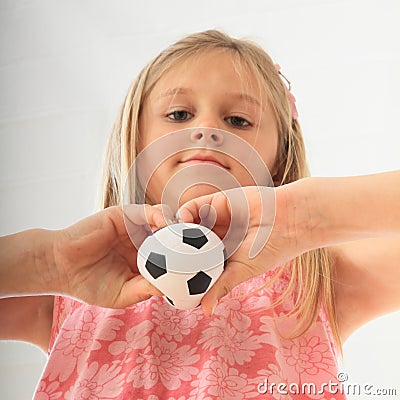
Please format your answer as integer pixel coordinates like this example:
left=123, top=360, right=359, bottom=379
left=115, top=275, right=163, bottom=308
left=200, top=261, right=252, bottom=316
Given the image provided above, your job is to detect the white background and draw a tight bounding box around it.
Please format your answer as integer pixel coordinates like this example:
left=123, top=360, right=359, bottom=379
left=0, top=0, right=399, bottom=399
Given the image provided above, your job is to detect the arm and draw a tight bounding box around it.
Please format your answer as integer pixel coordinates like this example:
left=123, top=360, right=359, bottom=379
left=0, top=229, right=56, bottom=351
left=294, top=172, right=400, bottom=339
left=178, top=170, right=400, bottom=316
left=0, top=228, right=58, bottom=297
left=0, top=205, right=165, bottom=349
left=299, top=170, right=400, bottom=246
left=331, top=237, right=400, bottom=341
left=0, top=296, right=54, bottom=352
left=0, top=205, right=164, bottom=304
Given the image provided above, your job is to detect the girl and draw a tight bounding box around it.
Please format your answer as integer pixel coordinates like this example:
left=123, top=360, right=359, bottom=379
left=1, top=29, right=400, bottom=399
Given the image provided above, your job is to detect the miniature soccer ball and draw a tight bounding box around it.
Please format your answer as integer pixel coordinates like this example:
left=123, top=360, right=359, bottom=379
left=137, top=223, right=226, bottom=309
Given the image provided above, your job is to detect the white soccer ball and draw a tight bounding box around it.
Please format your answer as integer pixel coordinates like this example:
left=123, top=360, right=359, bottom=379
left=137, top=223, right=226, bottom=309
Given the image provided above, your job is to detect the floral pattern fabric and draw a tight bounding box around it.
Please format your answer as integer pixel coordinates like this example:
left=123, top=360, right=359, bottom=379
left=34, top=267, right=346, bottom=400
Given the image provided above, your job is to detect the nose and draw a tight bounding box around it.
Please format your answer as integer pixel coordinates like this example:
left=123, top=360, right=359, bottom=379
left=190, top=129, right=224, bottom=147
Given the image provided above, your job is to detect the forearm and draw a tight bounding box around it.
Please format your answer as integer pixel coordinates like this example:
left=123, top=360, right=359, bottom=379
left=0, top=296, right=54, bottom=351
left=288, top=171, right=400, bottom=249
left=0, top=229, right=57, bottom=297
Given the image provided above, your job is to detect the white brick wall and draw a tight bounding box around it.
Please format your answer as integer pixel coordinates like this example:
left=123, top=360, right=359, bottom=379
left=1, top=1, right=399, bottom=398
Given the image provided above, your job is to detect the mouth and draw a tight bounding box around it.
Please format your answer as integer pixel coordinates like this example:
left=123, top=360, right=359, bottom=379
left=178, top=153, right=229, bottom=169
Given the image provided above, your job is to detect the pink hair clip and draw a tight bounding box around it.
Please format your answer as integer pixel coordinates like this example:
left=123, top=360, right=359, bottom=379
left=274, top=64, right=299, bottom=120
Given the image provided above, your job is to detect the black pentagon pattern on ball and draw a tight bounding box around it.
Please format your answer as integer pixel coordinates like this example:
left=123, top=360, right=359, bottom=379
left=166, top=297, right=175, bottom=306
left=223, top=248, right=227, bottom=269
left=145, top=252, right=167, bottom=279
left=187, top=271, right=212, bottom=295
left=182, top=228, right=208, bottom=249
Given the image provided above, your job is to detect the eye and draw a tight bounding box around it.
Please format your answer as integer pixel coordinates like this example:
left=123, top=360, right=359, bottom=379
left=226, top=116, right=251, bottom=127
left=167, top=110, right=193, bottom=121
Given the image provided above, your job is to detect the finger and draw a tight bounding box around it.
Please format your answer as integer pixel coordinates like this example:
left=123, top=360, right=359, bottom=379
left=123, top=203, right=176, bottom=252
left=151, top=204, right=175, bottom=230
left=123, top=204, right=153, bottom=249
left=198, top=204, right=217, bottom=229
left=117, top=275, right=163, bottom=308
left=200, top=261, right=252, bottom=316
left=123, top=203, right=150, bottom=226
left=176, top=206, right=194, bottom=223
left=177, top=192, right=230, bottom=225
left=176, top=196, right=210, bottom=223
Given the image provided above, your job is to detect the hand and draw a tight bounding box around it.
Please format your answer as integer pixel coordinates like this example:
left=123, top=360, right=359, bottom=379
left=52, top=205, right=169, bottom=308
left=178, top=184, right=313, bottom=315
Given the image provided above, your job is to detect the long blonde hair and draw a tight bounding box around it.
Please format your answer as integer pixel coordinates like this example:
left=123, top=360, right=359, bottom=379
left=99, top=30, right=339, bottom=349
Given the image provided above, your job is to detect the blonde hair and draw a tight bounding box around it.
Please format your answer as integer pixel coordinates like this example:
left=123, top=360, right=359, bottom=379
left=99, top=30, right=339, bottom=349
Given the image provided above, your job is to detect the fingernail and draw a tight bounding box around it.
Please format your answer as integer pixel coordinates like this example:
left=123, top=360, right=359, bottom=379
left=175, top=211, right=183, bottom=223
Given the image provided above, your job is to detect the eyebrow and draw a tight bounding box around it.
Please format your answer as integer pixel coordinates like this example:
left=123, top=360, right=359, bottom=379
left=157, top=87, right=262, bottom=108
left=157, top=87, right=193, bottom=99
left=229, top=92, right=262, bottom=108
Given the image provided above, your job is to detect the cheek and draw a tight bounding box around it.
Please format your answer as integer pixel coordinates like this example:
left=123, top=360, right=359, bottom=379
left=261, top=133, right=279, bottom=173
left=228, top=159, right=256, bottom=186
left=138, top=107, right=161, bottom=151
left=140, top=154, right=183, bottom=205
left=141, top=161, right=171, bottom=204
left=240, top=135, right=279, bottom=180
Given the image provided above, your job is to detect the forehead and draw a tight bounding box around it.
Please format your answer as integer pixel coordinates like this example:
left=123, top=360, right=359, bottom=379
left=148, top=49, right=265, bottom=102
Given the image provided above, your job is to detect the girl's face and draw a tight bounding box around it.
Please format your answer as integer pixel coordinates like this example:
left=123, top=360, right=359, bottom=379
left=138, top=49, right=279, bottom=205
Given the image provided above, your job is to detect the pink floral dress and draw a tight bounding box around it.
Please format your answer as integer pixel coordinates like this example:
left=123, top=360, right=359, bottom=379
left=34, top=267, right=347, bottom=400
